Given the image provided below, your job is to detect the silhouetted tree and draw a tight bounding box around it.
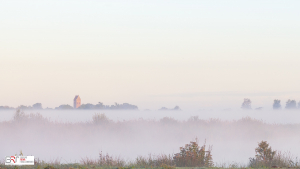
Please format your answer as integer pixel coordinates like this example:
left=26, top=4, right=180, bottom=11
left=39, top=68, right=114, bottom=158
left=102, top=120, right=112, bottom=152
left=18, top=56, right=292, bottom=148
left=241, top=98, right=252, bottom=110
left=55, top=104, right=73, bottom=110
left=79, top=103, right=95, bottom=109
left=159, top=106, right=181, bottom=111
left=273, top=100, right=281, bottom=110
left=285, top=99, right=297, bottom=109
left=118, top=103, right=138, bottom=110
left=32, top=103, right=42, bottom=109
left=94, top=102, right=104, bottom=109
left=159, top=107, right=169, bottom=111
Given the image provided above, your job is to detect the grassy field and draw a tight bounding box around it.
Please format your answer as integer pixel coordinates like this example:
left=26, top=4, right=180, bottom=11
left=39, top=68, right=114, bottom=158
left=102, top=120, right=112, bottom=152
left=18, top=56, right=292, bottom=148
left=1, top=141, right=299, bottom=169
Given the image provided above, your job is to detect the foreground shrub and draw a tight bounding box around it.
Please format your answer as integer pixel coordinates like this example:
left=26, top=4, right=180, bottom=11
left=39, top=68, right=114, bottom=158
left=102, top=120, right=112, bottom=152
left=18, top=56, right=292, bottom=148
left=92, top=113, right=110, bottom=125
left=249, top=141, right=300, bottom=168
left=249, top=140, right=276, bottom=167
left=255, top=141, right=276, bottom=163
left=173, top=139, right=213, bottom=167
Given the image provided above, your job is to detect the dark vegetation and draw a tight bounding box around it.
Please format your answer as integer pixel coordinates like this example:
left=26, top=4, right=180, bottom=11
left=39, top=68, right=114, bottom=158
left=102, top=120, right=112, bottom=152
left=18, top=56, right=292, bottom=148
left=3, top=98, right=300, bottom=111
left=159, top=106, right=181, bottom=111
left=173, top=139, right=213, bottom=167
left=0, top=105, right=14, bottom=110
left=273, top=100, right=281, bottom=110
left=55, top=104, right=73, bottom=110
left=241, top=98, right=300, bottom=110
left=55, top=102, right=138, bottom=110
left=241, top=98, right=252, bottom=110
left=0, top=102, right=138, bottom=110
left=77, top=102, right=138, bottom=110
left=249, top=141, right=300, bottom=168
left=0, top=103, right=43, bottom=110
left=285, top=100, right=297, bottom=109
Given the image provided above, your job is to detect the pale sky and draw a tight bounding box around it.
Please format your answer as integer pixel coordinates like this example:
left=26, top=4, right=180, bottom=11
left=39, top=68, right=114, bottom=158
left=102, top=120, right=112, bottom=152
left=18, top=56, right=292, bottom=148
left=0, top=1, right=300, bottom=110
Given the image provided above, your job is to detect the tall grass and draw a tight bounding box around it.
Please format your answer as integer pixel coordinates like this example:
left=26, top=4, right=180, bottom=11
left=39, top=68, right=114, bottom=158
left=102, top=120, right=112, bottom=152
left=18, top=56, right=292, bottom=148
left=81, top=151, right=125, bottom=167
left=249, top=151, right=300, bottom=168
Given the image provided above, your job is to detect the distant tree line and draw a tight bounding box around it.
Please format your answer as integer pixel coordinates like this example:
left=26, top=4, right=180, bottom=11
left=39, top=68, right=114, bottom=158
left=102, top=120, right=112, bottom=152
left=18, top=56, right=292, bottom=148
left=241, top=98, right=300, bottom=110
left=0, top=106, right=14, bottom=110
left=159, top=106, right=181, bottom=111
left=0, top=103, right=43, bottom=110
left=55, top=102, right=138, bottom=110
left=0, top=102, right=138, bottom=110
left=3, top=99, right=300, bottom=111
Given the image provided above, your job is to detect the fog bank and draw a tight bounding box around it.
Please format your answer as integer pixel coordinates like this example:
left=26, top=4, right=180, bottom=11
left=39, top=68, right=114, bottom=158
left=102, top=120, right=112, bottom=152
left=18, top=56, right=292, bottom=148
left=1, top=109, right=300, bottom=124
left=1, top=110, right=300, bottom=164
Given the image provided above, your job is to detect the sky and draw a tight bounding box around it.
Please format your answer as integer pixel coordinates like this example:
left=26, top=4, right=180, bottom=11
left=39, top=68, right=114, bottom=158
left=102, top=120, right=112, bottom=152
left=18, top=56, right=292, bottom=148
left=0, top=1, right=300, bottom=110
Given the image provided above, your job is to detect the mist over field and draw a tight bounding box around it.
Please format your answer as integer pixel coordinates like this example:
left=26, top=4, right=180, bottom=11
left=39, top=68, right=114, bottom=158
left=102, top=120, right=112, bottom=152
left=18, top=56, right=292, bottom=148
left=1, top=110, right=300, bottom=165
left=1, top=1, right=300, bottom=168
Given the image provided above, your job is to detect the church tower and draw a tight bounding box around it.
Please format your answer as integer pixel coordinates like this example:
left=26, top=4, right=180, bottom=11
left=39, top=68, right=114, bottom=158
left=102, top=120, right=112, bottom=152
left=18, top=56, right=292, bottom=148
left=73, top=95, right=81, bottom=108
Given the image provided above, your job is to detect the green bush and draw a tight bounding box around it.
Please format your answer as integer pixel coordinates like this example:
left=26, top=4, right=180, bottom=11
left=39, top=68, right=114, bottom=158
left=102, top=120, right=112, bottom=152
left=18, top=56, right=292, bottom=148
left=173, top=139, right=213, bottom=167
left=249, top=141, right=300, bottom=168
